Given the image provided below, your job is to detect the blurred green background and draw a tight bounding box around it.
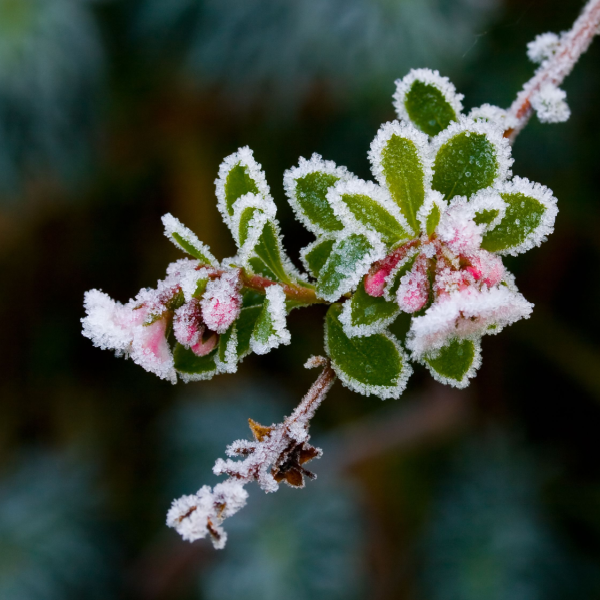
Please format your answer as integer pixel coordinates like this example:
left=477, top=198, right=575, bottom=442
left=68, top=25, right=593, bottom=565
left=1, top=0, right=599, bottom=598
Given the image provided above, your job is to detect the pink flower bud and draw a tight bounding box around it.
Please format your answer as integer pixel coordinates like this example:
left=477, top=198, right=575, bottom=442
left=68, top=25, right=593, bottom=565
left=132, top=317, right=173, bottom=373
left=201, top=270, right=242, bottom=334
left=191, top=332, right=219, bottom=357
left=465, top=251, right=505, bottom=288
left=396, top=255, right=430, bottom=313
left=173, top=299, right=204, bottom=347
left=364, top=269, right=387, bottom=297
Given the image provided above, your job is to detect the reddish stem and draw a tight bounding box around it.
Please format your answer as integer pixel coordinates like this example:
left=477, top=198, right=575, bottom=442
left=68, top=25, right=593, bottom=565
left=505, top=0, right=600, bottom=141
left=242, top=273, right=326, bottom=305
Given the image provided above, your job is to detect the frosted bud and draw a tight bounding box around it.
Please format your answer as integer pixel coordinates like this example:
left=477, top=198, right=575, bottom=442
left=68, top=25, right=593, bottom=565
left=437, top=202, right=483, bottom=255
left=364, top=268, right=387, bottom=297
left=527, top=32, right=561, bottom=64
left=173, top=299, right=204, bottom=347
left=465, top=250, right=505, bottom=288
left=396, top=255, right=430, bottom=313
left=201, top=270, right=242, bottom=334
left=191, top=332, right=218, bottom=357
left=531, top=84, right=570, bottom=124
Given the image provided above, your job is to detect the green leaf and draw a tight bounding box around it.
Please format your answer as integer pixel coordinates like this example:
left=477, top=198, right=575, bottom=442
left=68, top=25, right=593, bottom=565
left=340, top=281, right=399, bottom=337
left=238, top=206, right=261, bottom=246
left=250, top=288, right=290, bottom=355
left=336, top=192, right=411, bottom=248
left=325, top=304, right=412, bottom=399
left=218, top=325, right=235, bottom=363
left=317, top=233, right=379, bottom=302
left=162, top=213, right=218, bottom=266
left=193, top=277, right=208, bottom=299
left=423, top=338, right=480, bottom=388
left=433, top=131, right=498, bottom=200
left=481, top=192, right=546, bottom=254
left=301, top=237, right=335, bottom=278
left=173, top=344, right=217, bottom=375
left=247, top=256, right=279, bottom=280
left=170, top=233, right=212, bottom=264
left=384, top=251, right=419, bottom=301
left=224, top=164, right=259, bottom=217
left=241, top=289, right=266, bottom=308
left=473, top=208, right=499, bottom=227
left=235, top=305, right=264, bottom=358
left=293, top=172, right=344, bottom=233
left=379, top=133, right=427, bottom=233
left=252, top=305, right=276, bottom=346
left=425, top=203, right=441, bottom=237
left=251, top=221, right=292, bottom=284
left=404, top=80, right=458, bottom=137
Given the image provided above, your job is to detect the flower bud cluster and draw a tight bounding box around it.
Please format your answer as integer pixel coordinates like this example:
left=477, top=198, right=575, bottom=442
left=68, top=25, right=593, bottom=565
left=82, top=260, right=243, bottom=383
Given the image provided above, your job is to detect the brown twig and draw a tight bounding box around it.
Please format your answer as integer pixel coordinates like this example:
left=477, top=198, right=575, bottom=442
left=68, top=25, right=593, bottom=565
left=167, top=356, right=337, bottom=548
left=505, top=0, right=600, bottom=141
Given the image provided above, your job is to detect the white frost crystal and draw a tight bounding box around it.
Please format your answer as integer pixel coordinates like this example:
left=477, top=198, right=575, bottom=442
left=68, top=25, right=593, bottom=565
left=530, top=84, right=571, bottom=124
left=527, top=32, right=562, bottom=64
left=166, top=480, right=249, bottom=549
left=469, top=104, right=519, bottom=131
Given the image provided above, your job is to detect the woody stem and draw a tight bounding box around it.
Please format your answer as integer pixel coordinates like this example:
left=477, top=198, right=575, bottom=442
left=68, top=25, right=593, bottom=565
left=287, top=357, right=337, bottom=429
left=505, top=0, right=600, bottom=142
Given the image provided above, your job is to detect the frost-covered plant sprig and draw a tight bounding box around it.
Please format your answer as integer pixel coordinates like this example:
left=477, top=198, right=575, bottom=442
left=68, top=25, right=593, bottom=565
left=82, top=0, right=599, bottom=548
left=166, top=356, right=336, bottom=548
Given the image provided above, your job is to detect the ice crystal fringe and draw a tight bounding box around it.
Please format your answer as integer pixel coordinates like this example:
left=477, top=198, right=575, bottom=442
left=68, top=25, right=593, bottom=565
left=469, top=104, right=519, bottom=131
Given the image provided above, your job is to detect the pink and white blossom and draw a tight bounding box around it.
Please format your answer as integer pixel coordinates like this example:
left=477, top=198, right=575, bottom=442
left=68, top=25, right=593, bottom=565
left=406, top=286, right=533, bottom=358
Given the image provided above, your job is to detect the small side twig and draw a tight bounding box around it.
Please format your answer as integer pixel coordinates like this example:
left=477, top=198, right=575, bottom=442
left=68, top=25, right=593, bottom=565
left=505, top=0, right=600, bottom=141
left=166, top=356, right=336, bottom=548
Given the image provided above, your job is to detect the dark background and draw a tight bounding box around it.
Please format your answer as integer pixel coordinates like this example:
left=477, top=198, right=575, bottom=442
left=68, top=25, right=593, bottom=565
left=0, top=0, right=599, bottom=599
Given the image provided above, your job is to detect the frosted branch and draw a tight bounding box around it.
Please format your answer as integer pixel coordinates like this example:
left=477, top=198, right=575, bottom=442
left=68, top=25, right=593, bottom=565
left=166, top=357, right=337, bottom=548
left=506, top=0, right=600, bottom=141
